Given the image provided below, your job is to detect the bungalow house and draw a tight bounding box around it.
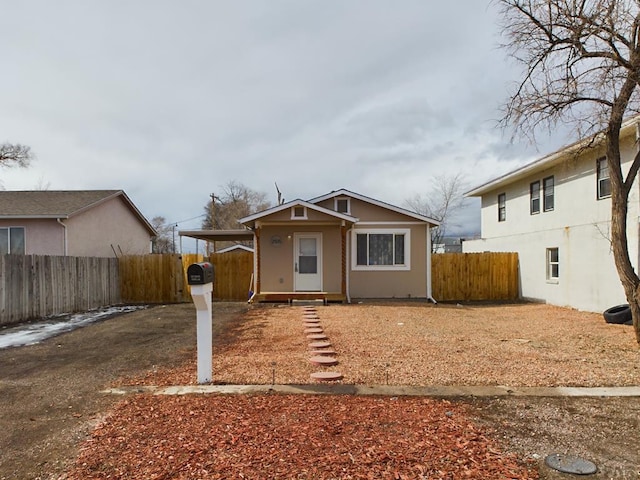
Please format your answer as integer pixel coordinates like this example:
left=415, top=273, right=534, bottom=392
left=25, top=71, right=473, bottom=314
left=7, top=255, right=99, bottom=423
left=463, top=117, right=640, bottom=312
left=180, top=189, right=439, bottom=302
left=239, top=189, right=439, bottom=303
left=0, top=190, right=156, bottom=257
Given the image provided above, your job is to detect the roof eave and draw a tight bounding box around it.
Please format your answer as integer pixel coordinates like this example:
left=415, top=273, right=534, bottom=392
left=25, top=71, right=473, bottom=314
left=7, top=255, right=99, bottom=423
left=466, top=115, right=640, bottom=197
left=309, top=188, right=440, bottom=225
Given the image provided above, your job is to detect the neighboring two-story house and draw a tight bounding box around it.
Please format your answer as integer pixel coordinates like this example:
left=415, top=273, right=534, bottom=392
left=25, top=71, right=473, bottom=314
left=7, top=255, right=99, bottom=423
left=0, top=190, right=156, bottom=257
left=463, top=118, right=640, bottom=313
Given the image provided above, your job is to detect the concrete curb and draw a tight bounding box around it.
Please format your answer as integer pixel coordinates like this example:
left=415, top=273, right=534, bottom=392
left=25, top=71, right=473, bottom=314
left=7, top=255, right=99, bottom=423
left=102, top=384, right=640, bottom=397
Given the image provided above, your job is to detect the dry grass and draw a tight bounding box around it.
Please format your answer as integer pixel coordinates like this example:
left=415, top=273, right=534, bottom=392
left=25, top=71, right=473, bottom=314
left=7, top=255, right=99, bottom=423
left=128, top=301, right=640, bottom=388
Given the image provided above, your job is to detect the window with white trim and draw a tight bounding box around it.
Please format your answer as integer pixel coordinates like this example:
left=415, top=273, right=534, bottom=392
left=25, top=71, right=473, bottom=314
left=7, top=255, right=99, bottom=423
left=547, top=247, right=559, bottom=281
left=353, top=229, right=410, bottom=270
left=498, top=193, right=506, bottom=222
left=543, top=176, right=554, bottom=211
left=0, top=227, right=26, bottom=255
left=335, top=197, right=350, bottom=214
left=530, top=180, right=540, bottom=215
left=291, top=206, right=307, bottom=219
left=597, top=157, right=611, bottom=199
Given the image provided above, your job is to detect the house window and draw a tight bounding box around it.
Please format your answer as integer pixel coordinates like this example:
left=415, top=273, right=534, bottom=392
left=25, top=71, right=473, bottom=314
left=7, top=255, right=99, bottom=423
left=543, top=176, right=554, bottom=211
left=291, top=206, right=307, bottom=219
left=547, top=247, right=559, bottom=281
left=335, top=197, right=350, bottom=214
left=498, top=193, right=506, bottom=222
left=353, top=229, right=410, bottom=270
left=530, top=180, right=540, bottom=215
left=597, top=157, right=611, bottom=199
left=0, top=227, right=26, bottom=255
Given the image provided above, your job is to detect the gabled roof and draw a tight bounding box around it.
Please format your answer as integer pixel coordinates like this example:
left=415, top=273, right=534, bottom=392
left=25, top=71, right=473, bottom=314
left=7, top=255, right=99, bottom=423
left=0, top=190, right=156, bottom=235
left=215, top=244, right=254, bottom=254
left=308, top=188, right=440, bottom=225
left=240, top=198, right=359, bottom=227
left=466, top=115, right=640, bottom=197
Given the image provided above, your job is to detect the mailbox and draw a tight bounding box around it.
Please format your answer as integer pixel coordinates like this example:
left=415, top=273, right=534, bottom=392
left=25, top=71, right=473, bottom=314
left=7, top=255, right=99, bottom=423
left=187, top=262, right=214, bottom=285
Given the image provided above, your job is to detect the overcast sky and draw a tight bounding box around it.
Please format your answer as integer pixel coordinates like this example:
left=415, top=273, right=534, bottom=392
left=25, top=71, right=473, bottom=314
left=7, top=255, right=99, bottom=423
left=0, top=1, right=572, bottom=251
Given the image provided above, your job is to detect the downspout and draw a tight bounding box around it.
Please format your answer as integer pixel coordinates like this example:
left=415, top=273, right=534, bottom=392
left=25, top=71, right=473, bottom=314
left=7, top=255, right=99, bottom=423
left=57, top=218, right=68, bottom=256
left=426, top=223, right=437, bottom=304
left=346, top=227, right=352, bottom=304
left=248, top=227, right=259, bottom=303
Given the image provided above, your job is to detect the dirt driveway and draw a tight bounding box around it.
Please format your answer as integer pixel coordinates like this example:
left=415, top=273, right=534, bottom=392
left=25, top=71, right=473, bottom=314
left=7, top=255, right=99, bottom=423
left=0, top=302, right=248, bottom=480
left=1, top=301, right=639, bottom=479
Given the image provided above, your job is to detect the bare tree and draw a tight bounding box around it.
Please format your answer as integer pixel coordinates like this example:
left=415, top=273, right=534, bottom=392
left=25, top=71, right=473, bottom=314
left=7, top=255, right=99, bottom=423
left=0, top=143, right=32, bottom=167
left=151, top=216, right=174, bottom=253
left=0, top=143, right=33, bottom=188
left=405, top=172, right=467, bottom=252
left=202, top=181, right=271, bottom=250
left=497, top=0, right=640, bottom=342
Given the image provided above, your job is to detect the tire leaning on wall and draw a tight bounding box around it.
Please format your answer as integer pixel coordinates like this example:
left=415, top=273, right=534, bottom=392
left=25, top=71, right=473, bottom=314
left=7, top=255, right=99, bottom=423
left=603, top=304, right=633, bottom=325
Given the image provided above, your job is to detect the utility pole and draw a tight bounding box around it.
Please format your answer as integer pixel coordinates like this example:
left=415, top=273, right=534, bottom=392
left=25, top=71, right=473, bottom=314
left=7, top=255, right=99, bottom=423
left=208, top=193, right=217, bottom=255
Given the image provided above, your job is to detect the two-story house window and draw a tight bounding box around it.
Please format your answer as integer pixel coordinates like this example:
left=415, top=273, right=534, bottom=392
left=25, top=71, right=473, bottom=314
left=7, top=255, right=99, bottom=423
left=530, top=180, right=541, bottom=214
left=543, top=176, right=554, bottom=211
left=547, top=247, right=559, bottom=281
left=597, top=157, right=611, bottom=199
left=0, top=227, right=25, bottom=255
left=498, top=193, right=506, bottom=222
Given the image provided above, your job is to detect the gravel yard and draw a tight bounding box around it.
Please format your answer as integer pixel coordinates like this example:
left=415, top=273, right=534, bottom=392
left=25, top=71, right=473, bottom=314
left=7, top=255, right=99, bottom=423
left=4, top=301, right=638, bottom=479
left=73, top=301, right=640, bottom=479
left=129, top=301, right=640, bottom=388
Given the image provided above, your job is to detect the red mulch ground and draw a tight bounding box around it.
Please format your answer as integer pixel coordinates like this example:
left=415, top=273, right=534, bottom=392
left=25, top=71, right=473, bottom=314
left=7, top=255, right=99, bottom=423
left=64, top=394, right=538, bottom=479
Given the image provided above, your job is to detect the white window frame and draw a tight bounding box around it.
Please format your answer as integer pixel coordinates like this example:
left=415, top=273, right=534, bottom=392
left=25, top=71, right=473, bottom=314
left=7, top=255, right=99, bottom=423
left=597, top=157, right=611, bottom=199
left=0, top=226, right=26, bottom=255
left=351, top=228, right=410, bottom=271
left=291, top=206, right=308, bottom=220
left=334, top=197, right=351, bottom=214
left=546, top=247, right=559, bottom=282
left=543, top=176, right=554, bottom=212
left=498, top=193, right=506, bottom=222
left=530, top=180, right=540, bottom=215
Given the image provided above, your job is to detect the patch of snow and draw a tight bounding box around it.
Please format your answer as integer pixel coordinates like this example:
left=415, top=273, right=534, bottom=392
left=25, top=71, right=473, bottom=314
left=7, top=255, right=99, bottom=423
left=0, top=305, right=147, bottom=349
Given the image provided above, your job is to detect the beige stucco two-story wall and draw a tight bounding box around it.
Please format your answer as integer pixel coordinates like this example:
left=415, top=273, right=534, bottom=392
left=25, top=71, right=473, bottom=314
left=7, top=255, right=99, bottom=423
left=66, top=196, right=152, bottom=257
left=464, top=133, right=640, bottom=312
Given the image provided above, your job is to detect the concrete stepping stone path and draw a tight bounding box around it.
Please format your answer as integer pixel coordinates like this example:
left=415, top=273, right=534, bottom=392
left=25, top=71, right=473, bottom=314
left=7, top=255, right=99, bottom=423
left=299, top=307, right=342, bottom=382
left=310, top=371, right=343, bottom=381
left=306, top=333, right=328, bottom=340
left=304, top=328, right=324, bottom=334
left=309, top=355, right=339, bottom=366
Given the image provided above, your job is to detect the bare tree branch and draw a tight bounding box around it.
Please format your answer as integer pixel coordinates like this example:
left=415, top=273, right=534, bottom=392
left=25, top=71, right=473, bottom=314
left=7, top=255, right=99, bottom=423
left=0, top=143, right=33, bottom=168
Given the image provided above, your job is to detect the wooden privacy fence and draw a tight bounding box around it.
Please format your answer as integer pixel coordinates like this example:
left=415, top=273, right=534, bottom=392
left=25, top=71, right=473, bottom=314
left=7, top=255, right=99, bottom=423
left=0, top=255, right=120, bottom=326
left=119, top=254, right=187, bottom=304
left=119, top=251, right=254, bottom=303
left=431, top=252, right=519, bottom=301
left=1, top=252, right=518, bottom=324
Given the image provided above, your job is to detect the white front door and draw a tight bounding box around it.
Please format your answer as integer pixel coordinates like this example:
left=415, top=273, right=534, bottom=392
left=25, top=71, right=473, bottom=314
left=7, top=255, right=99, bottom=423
left=294, top=233, right=322, bottom=291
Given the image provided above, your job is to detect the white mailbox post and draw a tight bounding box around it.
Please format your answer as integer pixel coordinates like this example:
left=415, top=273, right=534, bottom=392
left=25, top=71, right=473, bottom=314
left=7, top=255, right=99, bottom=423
left=187, top=262, right=214, bottom=384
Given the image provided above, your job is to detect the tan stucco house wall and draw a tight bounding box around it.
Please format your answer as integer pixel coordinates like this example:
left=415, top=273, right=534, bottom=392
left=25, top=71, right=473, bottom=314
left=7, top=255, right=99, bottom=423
left=239, top=189, right=438, bottom=301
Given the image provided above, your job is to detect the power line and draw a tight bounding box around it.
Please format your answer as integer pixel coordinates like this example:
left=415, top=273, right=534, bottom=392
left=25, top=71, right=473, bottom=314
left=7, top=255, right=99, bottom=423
left=168, top=214, right=207, bottom=226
